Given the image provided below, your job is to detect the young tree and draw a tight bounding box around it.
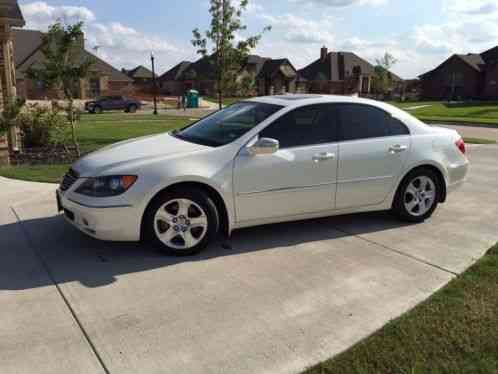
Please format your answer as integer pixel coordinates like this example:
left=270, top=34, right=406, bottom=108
left=27, top=22, right=94, bottom=156
left=192, top=0, right=270, bottom=109
left=373, top=52, right=398, bottom=99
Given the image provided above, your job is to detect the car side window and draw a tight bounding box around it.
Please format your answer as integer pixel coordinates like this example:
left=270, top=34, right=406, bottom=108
left=390, top=117, right=410, bottom=136
left=338, top=104, right=391, bottom=141
left=260, top=105, right=338, bottom=148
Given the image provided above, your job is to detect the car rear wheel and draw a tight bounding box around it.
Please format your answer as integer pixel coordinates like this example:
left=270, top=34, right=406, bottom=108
left=143, top=188, right=219, bottom=256
left=392, top=168, right=440, bottom=223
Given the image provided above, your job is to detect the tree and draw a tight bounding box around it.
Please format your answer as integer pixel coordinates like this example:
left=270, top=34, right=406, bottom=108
left=27, top=22, right=94, bottom=156
left=0, top=97, right=25, bottom=137
left=192, top=0, right=270, bottom=109
left=373, top=52, right=398, bottom=98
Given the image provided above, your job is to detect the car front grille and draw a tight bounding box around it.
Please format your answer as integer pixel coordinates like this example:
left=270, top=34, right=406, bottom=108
left=60, top=168, right=79, bottom=192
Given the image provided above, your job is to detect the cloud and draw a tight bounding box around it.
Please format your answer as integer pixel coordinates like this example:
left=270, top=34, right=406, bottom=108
left=19, top=1, right=190, bottom=73
left=443, top=0, right=498, bottom=17
left=262, top=14, right=336, bottom=44
left=21, top=1, right=95, bottom=30
left=289, top=0, right=388, bottom=8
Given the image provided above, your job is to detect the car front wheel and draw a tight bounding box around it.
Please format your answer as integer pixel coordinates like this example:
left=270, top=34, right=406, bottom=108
left=143, top=188, right=220, bottom=256
left=392, top=168, right=440, bottom=223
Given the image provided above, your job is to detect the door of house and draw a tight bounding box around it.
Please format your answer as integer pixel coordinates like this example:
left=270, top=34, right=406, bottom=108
left=89, top=78, right=101, bottom=98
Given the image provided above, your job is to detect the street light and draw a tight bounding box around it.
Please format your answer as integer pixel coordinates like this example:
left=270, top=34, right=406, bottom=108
left=151, top=52, right=158, bottom=115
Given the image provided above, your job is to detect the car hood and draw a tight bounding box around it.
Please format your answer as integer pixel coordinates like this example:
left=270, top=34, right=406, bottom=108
left=73, top=133, right=210, bottom=177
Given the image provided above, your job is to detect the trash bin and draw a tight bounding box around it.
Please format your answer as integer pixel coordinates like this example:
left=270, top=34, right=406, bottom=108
left=186, top=90, right=199, bottom=108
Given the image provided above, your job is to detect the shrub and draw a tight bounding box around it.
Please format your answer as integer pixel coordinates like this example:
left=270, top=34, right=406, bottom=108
left=17, top=104, right=70, bottom=148
left=0, top=97, right=25, bottom=137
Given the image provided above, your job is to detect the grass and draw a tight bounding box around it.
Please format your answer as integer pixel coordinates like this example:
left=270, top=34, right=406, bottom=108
left=303, top=243, right=498, bottom=374
left=77, top=113, right=192, bottom=154
left=391, top=101, right=498, bottom=126
left=204, top=96, right=246, bottom=106
left=463, top=137, right=497, bottom=144
left=0, top=113, right=192, bottom=183
left=0, top=164, right=70, bottom=183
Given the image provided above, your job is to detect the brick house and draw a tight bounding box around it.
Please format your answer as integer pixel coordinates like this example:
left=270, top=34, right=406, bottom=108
left=13, top=29, right=133, bottom=100
left=298, top=47, right=402, bottom=96
left=419, top=46, right=498, bottom=100
left=256, top=58, right=300, bottom=95
left=0, top=0, right=25, bottom=165
left=122, top=65, right=156, bottom=94
left=158, top=54, right=282, bottom=97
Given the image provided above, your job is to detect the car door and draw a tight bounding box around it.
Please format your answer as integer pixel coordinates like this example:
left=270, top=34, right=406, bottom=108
left=335, top=104, right=411, bottom=210
left=109, top=96, right=124, bottom=110
left=234, top=104, right=339, bottom=222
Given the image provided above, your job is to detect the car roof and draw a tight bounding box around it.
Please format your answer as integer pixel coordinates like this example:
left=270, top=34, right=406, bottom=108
left=244, top=94, right=430, bottom=134
left=245, top=94, right=391, bottom=110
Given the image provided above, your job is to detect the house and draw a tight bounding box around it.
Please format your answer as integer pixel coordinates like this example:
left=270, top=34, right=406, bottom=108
left=298, top=47, right=402, bottom=96
left=158, top=61, right=192, bottom=96
left=256, top=58, right=300, bottom=95
left=122, top=65, right=156, bottom=94
left=420, top=47, right=498, bottom=100
left=13, top=29, right=133, bottom=100
left=0, top=0, right=25, bottom=165
left=158, top=54, right=274, bottom=97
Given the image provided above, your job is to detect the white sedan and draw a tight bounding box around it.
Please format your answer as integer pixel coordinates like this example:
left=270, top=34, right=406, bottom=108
left=57, top=95, right=469, bottom=255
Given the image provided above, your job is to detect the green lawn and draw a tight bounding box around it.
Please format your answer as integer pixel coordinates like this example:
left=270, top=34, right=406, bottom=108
left=304, top=243, right=498, bottom=374
left=391, top=101, right=498, bottom=126
left=77, top=113, right=192, bottom=154
left=0, top=164, right=70, bottom=183
left=204, top=96, right=246, bottom=106
left=0, top=113, right=192, bottom=183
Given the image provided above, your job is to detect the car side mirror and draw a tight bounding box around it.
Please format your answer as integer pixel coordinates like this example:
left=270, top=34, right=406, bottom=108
left=248, top=137, right=279, bottom=156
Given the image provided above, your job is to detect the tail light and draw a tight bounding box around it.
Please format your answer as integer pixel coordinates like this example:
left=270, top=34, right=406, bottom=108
left=455, top=138, right=466, bottom=155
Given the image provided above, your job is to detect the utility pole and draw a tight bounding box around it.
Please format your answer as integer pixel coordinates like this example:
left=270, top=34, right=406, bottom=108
left=151, top=52, right=158, bottom=115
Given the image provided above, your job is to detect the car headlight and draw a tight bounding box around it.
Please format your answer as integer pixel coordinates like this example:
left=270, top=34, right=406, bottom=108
left=75, top=175, right=137, bottom=197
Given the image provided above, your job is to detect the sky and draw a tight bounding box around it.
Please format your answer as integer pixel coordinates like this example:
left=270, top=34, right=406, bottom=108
left=17, top=0, right=498, bottom=79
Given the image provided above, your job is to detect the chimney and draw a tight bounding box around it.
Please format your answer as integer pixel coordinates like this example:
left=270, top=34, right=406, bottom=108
left=321, top=46, right=328, bottom=62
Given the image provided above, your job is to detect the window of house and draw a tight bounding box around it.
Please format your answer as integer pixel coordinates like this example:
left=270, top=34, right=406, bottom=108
left=338, top=104, right=391, bottom=141
left=260, top=104, right=339, bottom=148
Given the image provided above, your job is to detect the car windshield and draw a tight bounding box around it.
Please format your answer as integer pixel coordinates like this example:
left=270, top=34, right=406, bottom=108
left=173, top=102, right=283, bottom=147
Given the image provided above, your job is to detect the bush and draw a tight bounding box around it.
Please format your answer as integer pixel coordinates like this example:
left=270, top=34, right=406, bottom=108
left=0, top=97, right=25, bottom=136
left=17, top=104, right=70, bottom=148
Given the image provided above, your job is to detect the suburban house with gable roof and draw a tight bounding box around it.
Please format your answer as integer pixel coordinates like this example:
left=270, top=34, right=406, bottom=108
left=419, top=46, right=498, bottom=100
left=13, top=29, right=133, bottom=100
left=256, top=58, right=301, bottom=96
left=122, top=65, right=156, bottom=95
left=158, top=55, right=301, bottom=97
left=298, top=46, right=402, bottom=96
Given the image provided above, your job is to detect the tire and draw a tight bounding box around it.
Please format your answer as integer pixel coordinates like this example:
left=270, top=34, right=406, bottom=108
left=143, top=188, right=220, bottom=256
left=392, top=168, right=441, bottom=223
left=127, top=104, right=137, bottom=113
left=93, top=105, right=103, bottom=114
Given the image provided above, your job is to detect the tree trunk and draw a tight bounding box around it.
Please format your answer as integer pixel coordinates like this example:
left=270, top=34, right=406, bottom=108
left=68, top=99, right=80, bottom=157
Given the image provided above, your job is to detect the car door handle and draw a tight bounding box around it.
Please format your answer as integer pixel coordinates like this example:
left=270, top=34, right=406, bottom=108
left=313, top=152, right=336, bottom=162
left=389, top=145, right=408, bottom=154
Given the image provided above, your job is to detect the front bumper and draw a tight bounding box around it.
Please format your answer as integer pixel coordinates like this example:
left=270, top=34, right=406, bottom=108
left=57, top=190, right=141, bottom=242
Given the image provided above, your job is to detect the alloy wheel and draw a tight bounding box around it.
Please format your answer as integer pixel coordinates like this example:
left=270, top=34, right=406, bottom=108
left=404, top=176, right=437, bottom=217
left=154, top=198, right=209, bottom=250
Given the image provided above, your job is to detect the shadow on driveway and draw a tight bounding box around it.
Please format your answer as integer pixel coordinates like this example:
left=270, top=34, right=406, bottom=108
left=1, top=211, right=413, bottom=291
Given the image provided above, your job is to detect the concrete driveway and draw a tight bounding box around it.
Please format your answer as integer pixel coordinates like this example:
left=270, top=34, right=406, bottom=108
left=1, top=145, right=497, bottom=374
